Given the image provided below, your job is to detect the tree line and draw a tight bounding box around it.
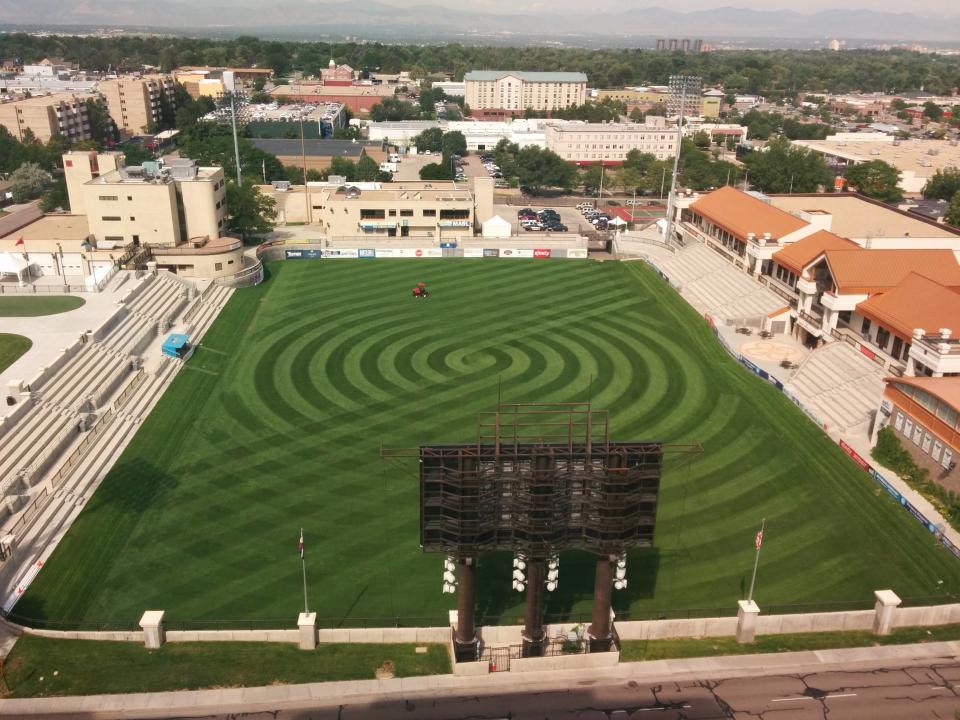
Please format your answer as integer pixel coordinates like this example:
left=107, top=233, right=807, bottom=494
left=3, top=33, right=960, bottom=96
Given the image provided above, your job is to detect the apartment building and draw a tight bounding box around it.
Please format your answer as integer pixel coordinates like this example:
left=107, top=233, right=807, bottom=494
left=464, top=71, right=587, bottom=119
left=0, top=92, right=102, bottom=142
left=544, top=118, right=675, bottom=164
left=97, top=74, right=177, bottom=137
left=265, top=177, right=494, bottom=242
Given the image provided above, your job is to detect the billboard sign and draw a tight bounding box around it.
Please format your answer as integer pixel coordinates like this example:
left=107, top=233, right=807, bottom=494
left=483, top=248, right=500, bottom=257
left=358, top=248, right=376, bottom=258
left=440, top=241, right=458, bottom=249
left=566, top=248, right=589, bottom=259
left=285, top=248, right=323, bottom=259
left=396, top=248, right=442, bottom=258
left=321, top=248, right=359, bottom=258
left=463, top=248, right=485, bottom=257
left=533, top=248, right=551, bottom=259
left=500, top=248, right=534, bottom=258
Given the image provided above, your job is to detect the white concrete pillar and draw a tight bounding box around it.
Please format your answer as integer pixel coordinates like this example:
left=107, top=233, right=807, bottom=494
left=139, top=610, right=165, bottom=648
left=873, top=589, right=901, bottom=636
left=298, top=612, right=317, bottom=650
left=736, top=600, right=760, bottom=644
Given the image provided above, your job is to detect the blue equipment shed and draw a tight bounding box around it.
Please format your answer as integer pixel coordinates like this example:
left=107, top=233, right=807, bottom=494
left=161, top=333, right=195, bottom=361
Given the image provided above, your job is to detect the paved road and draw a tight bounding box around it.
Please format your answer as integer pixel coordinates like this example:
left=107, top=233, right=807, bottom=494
left=103, top=660, right=960, bottom=720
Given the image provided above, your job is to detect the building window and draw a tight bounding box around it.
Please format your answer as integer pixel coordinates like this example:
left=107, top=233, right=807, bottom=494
left=892, top=336, right=903, bottom=359
left=360, top=209, right=386, bottom=219
left=127, top=196, right=133, bottom=201
left=104, top=235, right=124, bottom=242
left=861, top=318, right=871, bottom=335
left=904, top=418, right=914, bottom=438
left=98, top=195, right=118, bottom=201
left=895, top=411, right=904, bottom=431
left=215, top=262, right=223, bottom=271
left=388, top=210, right=396, bottom=217
left=440, top=209, right=470, bottom=219
left=423, top=209, right=437, bottom=217
left=923, top=433, right=934, bottom=454
left=101, top=216, right=121, bottom=221
left=912, top=424, right=923, bottom=446
left=943, top=448, right=954, bottom=469
left=876, top=327, right=890, bottom=350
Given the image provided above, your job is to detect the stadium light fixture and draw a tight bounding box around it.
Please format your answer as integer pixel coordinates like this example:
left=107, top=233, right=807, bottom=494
left=443, top=570, right=457, bottom=585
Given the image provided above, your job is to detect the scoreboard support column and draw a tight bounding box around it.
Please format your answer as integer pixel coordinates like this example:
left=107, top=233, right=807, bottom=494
left=587, top=554, right=614, bottom=652
left=454, top=556, right=478, bottom=661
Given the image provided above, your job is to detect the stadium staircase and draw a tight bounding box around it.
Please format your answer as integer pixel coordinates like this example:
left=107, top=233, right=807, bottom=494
left=656, top=243, right=786, bottom=325
left=0, top=272, right=234, bottom=605
left=785, top=341, right=884, bottom=435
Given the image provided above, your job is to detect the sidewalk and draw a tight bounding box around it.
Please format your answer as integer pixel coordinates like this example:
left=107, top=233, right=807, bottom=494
left=1, top=639, right=957, bottom=718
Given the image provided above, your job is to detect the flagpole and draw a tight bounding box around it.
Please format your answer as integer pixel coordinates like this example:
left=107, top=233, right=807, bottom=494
left=747, top=518, right=765, bottom=604
left=300, top=527, right=309, bottom=614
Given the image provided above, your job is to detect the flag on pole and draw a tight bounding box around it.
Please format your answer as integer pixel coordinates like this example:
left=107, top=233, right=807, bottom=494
left=298, top=529, right=305, bottom=559
left=755, top=528, right=764, bottom=550
left=15, top=237, right=24, bottom=246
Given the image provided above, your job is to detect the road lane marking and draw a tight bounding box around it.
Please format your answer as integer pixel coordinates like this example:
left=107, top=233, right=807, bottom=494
left=771, top=697, right=813, bottom=702
left=771, top=693, right=857, bottom=702
left=826, top=693, right=858, bottom=699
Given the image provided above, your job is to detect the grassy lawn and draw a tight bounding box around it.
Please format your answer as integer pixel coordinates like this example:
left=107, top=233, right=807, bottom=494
left=16, top=260, right=960, bottom=627
left=0, top=296, right=85, bottom=317
left=0, top=333, right=31, bottom=373
left=1, top=636, right=450, bottom=698
left=619, top=622, right=960, bottom=662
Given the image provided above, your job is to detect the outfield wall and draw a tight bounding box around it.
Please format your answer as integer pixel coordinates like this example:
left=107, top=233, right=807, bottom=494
left=255, top=239, right=589, bottom=263
left=643, top=257, right=960, bottom=564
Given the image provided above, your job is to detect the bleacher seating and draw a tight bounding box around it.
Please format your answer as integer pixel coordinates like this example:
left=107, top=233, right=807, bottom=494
left=657, top=243, right=785, bottom=323
left=785, top=342, right=884, bottom=434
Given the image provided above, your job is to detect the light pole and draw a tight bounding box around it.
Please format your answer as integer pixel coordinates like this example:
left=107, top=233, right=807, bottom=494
left=229, top=92, right=243, bottom=186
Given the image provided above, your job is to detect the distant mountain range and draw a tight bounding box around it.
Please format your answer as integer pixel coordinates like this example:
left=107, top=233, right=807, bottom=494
left=0, top=1, right=957, bottom=43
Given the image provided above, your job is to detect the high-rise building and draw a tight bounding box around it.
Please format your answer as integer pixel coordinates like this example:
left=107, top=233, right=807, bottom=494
left=97, top=75, right=177, bottom=137
left=464, top=71, right=588, bottom=120
left=0, top=92, right=105, bottom=142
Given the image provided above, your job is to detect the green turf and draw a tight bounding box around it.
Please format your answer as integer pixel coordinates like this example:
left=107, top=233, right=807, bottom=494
left=1, top=636, right=450, bottom=698
left=16, top=260, right=960, bottom=627
left=0, top=296, right=85, bottom=317
left=0, top=333, right=31, bottom=373
left=620, top=622, right=960, bottom=662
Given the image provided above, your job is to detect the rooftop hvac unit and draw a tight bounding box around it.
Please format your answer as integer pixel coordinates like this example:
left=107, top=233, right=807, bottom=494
left=271, top=180, right=291, bottom=192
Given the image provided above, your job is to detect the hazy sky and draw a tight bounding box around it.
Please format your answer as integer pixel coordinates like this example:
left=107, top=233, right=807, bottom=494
left=404, top=0, right=959, bottom=14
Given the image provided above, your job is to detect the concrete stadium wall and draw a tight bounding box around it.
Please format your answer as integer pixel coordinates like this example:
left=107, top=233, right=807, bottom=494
left=117, top=274, right=154, bottom=306
left=615, top=617, right=738, bottom=640
left=0, top=396, right=34, bottom=441
left=166, top=630, right=299, bottom=643
left=895, top=603, right=960, bottom=627
left=511, top=650, right=620, bottom=673
left=317, top=627, right=450, bottom=644
left=25, top=628, right=142, bottom=642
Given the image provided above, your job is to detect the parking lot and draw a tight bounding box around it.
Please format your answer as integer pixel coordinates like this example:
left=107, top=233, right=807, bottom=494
left=492, top=203, right=606, bottom=235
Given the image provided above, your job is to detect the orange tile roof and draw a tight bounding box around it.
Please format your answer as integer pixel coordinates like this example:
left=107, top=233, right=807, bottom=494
left=884, top=376, right=960, bottom=415
left=771, top=230, right=858, bottom=276
left=858, top=273, right=960, bottom=342
left=689, top=186, right=808, bottom=242
left=824, top=249, right=960, bottom=295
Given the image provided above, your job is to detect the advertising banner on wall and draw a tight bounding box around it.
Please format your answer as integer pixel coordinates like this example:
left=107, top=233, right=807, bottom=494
left=322, top=248, right=359, bottom=258
left=463, top=248, right=486, bottom=257
left=533, top=248, right=552, bottom=259
left=500, top=248, right=534, bottom=258
left=483, top=248, right=500, bottom=257
left=358, top=248, right=376, bottom=258
left=566, top=248, right=589, bottom=259
left=440, top=241, right=458, bottom=249
left=375, top=248, right=400, bottom=257
left=285, top=248, right=324, bottom=259
left=396, top=248, right=443, bottom=258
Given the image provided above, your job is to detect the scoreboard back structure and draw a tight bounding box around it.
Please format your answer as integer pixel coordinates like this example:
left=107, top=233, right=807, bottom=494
left=418, top=402, right=668, bottom=660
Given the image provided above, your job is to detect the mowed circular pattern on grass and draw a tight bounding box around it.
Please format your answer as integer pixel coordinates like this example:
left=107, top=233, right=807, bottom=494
left=17, top=260, right=960, bottom=626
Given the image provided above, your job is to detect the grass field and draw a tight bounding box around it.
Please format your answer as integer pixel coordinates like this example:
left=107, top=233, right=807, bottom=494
left=16, top=260, right=960, bottom=627
left=2, top=637, right=449, bottom=698
left=0, top=296, right=85, bottom=317
left=0, top=333, right=31, bottom=373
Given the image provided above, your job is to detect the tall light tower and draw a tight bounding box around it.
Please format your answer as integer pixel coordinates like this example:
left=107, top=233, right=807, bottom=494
left=662, top=75, right=701, bottom=245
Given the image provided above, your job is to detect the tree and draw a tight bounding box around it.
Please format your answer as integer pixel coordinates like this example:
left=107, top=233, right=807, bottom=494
left=513, top=147, right=576, bottom=193
left=40, top=178, right=69, bottom=212
left=844, top=160, right=903, bottom=202
left=225, top=181, right=276, bottom=242
left=741, top=137, right=832, bottom=193
left=419, top=162, right=452, bottom=180
left=355, top=154, right=380, bottom=181
left=369, top=96, right=419, bottom=122
left=946, top=190, right=960, bottom=228
left=441, top=130, right=467, bottom=160
left=122, top=143, right=155, bottom=165
left=580, top=165, right=604, bottom=196
left=692, top=131, right=711, bottom=149
left=923, top=168, right=960, bottom=200
left=9, top=162, right=52, bottom=202
left=923, top=101, right=944, bottom=122
left=412, top=127, right=443, bottom=153
left=86, top=98, right=118, bottom=146
left=328, top=157, right=357, bottom=180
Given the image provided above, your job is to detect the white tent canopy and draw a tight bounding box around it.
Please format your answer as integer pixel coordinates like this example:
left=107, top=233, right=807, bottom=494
left=0, top=253, right=30, bottom=286
left=609, top=217, right=628, bottom=227
left=481, top=214, right=511, bottom=239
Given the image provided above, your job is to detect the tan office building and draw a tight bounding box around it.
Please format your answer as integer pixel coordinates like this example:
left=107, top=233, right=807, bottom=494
left=544, top=119, right=677, bottom=164
left=265, top=177, right=494, bottom=242
left=464, top=71, right=587, bottom=119
left=0, top=92, right=103, bottom=142
left=97, top=75, right=177, bottom=137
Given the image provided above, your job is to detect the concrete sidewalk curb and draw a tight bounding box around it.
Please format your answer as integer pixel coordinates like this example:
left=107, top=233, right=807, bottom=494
left=2, top=639, right=959, bottom=718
